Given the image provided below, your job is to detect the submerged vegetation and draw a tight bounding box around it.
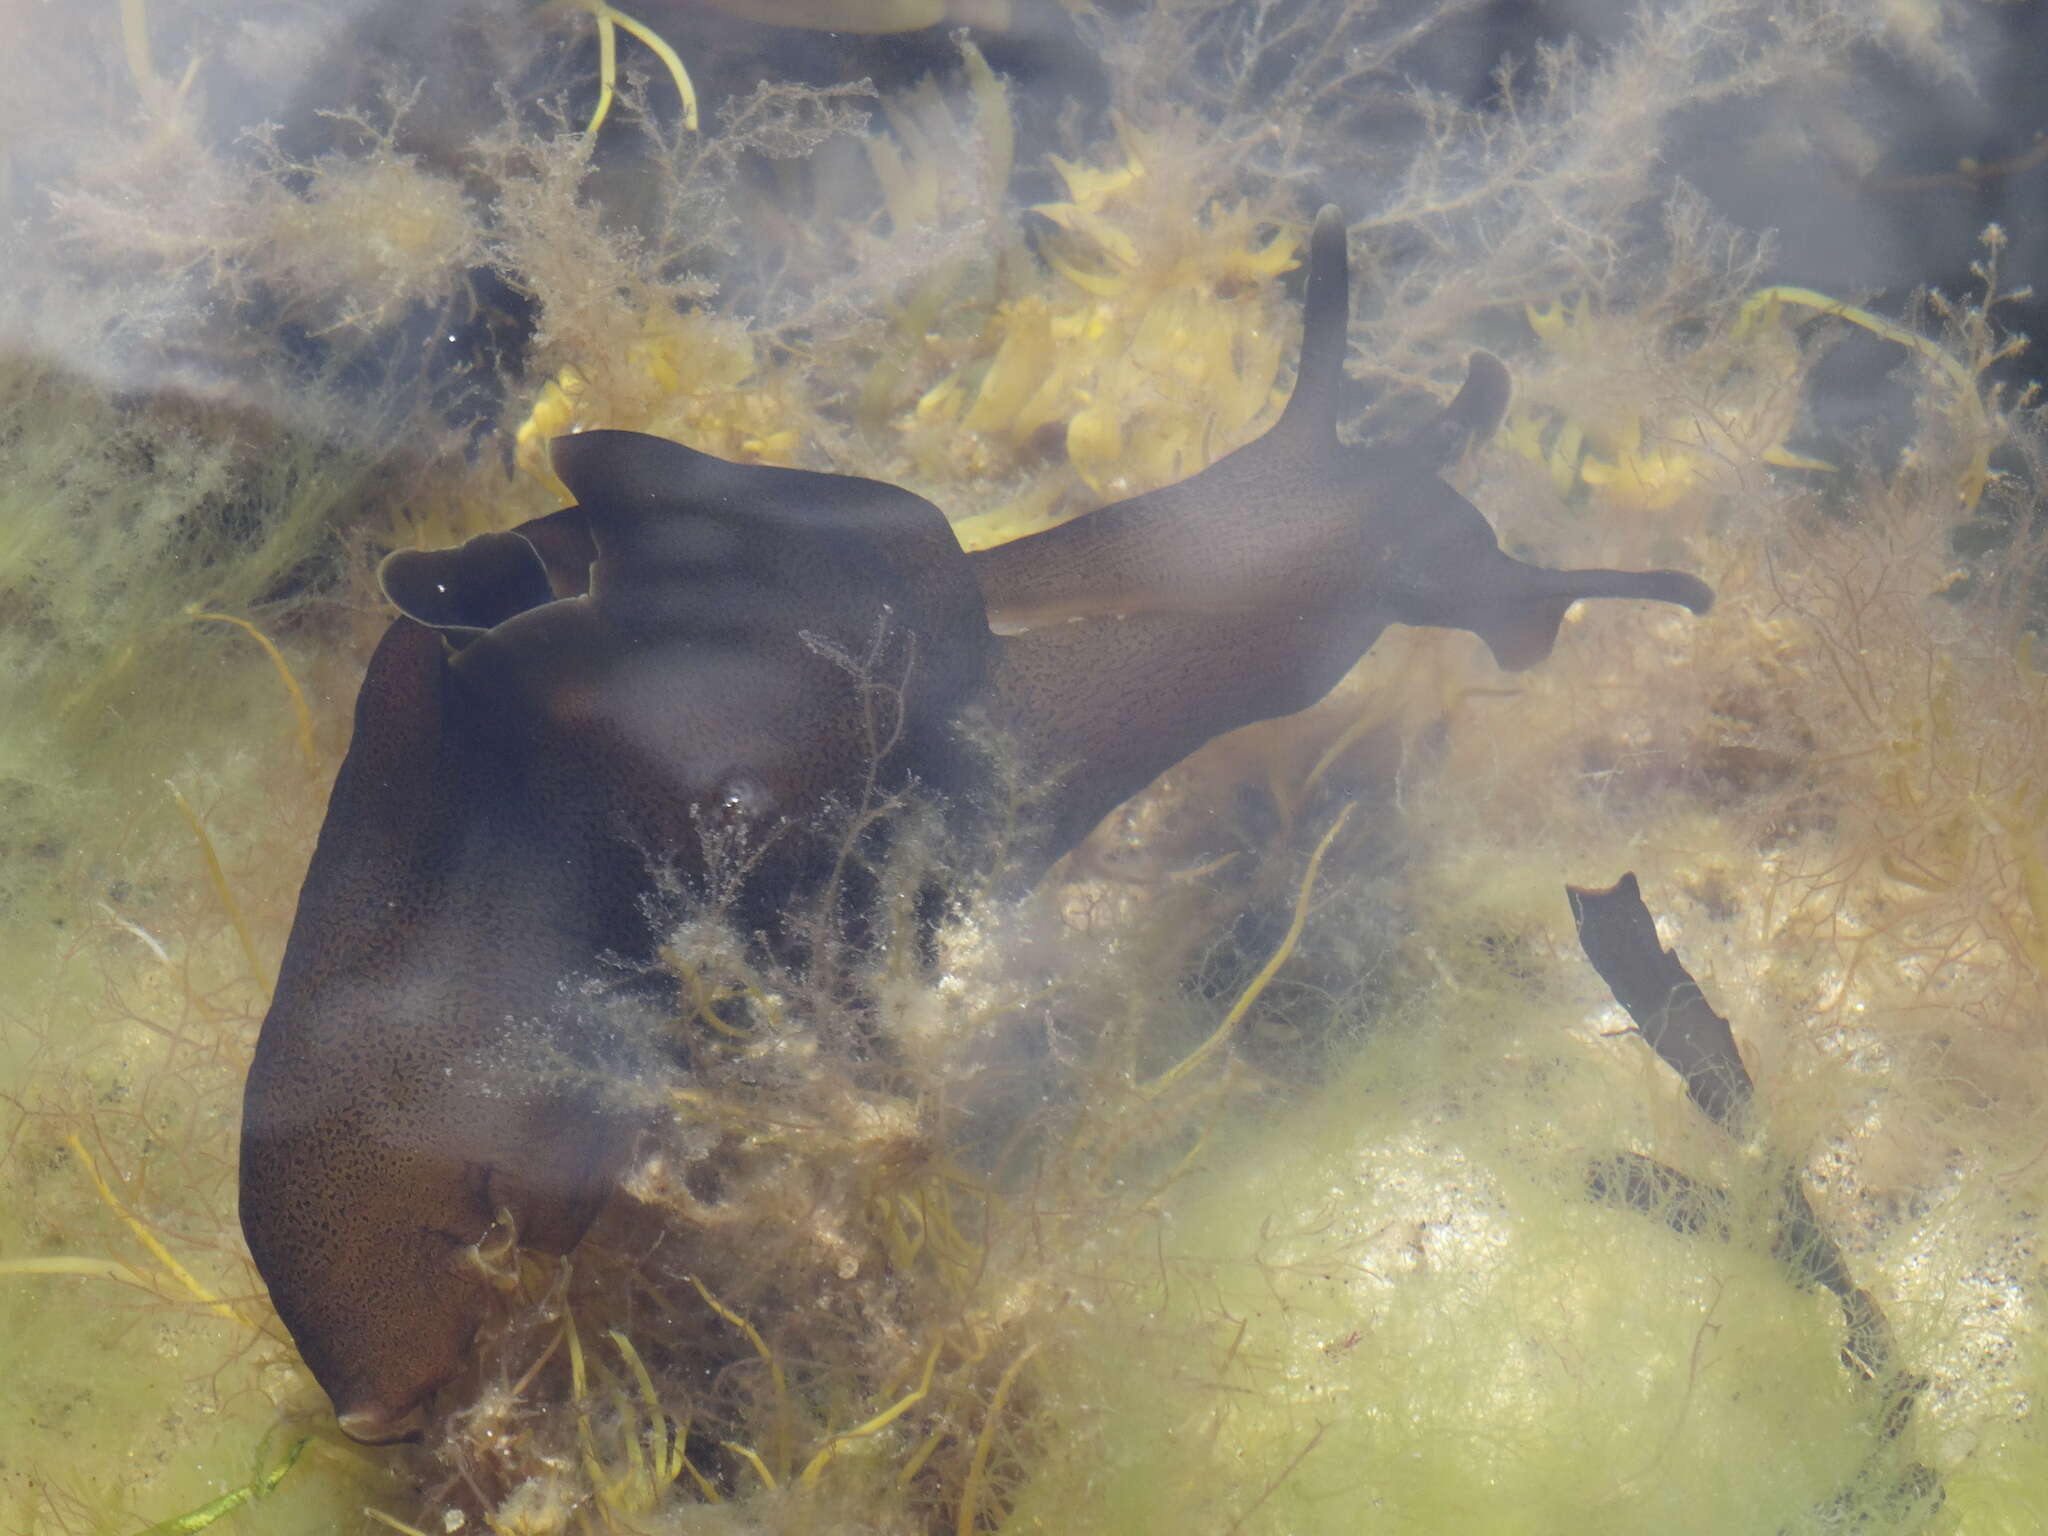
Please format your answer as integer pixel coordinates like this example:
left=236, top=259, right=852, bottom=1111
left=3, top=0, right=2048, bottom=1531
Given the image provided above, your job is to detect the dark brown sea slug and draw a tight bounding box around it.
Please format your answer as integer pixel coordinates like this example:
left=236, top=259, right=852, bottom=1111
left=239, top=206, right=1711, bottom=1441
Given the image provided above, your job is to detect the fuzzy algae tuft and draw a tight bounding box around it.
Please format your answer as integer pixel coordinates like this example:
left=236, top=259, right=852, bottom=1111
left=6, top=0, right=2048, bottom=1532
left=1003, top=1031, right=1911, bottom=1534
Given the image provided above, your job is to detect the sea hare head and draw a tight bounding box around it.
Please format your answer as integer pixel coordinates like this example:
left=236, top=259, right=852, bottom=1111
left=966, top=206, right=1713, bottom=859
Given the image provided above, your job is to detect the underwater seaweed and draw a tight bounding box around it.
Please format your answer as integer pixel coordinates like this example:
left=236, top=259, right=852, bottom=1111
left=7, top=0, right=2048, bottom=1531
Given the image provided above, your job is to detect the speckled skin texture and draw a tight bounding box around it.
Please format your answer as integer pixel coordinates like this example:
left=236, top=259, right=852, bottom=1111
left=239, top=207, right=1712, bottom=1442
left=239, top=616, right=655, bottom=1441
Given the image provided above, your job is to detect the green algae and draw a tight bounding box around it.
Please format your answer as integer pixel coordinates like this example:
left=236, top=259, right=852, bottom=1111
left=3, top=0, right=2047, bottom=1532
left=1005, top=1006, right=1927, bottom=1535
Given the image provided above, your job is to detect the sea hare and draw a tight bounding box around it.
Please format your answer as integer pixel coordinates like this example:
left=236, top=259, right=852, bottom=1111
left=240, top=205, right=1712, bottom=1441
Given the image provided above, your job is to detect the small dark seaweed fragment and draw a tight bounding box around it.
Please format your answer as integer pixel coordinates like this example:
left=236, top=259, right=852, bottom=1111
left=1565, top=871, right=1751, bottom=1126
left=1567, top=872, right=1937, bottom=1525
